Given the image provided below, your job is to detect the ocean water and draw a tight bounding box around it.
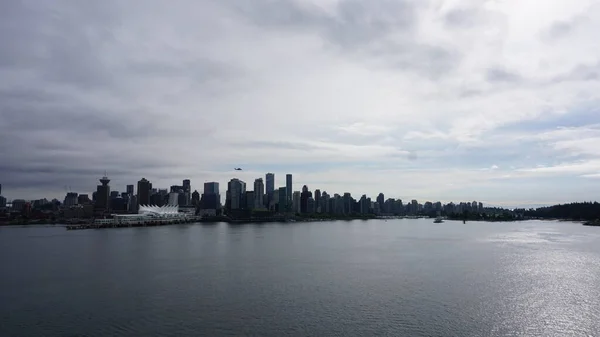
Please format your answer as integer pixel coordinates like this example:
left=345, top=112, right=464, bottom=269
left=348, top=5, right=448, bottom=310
left=1, top=219, right=599, bottom=336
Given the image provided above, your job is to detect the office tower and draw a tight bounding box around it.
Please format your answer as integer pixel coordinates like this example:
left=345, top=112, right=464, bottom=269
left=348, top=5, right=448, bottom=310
left=137, top=178, right=152, bottom=206
left=0, top=183, right=2, bottom=196
left=201, top=182, right=220, bottom=209
left=0, top=196, right=6, bottom=208
left=226, top=178, right=246, bottom=210
left=245, top=191, right=255, bottom=210
left=95, top=176, right=111, bottom=211
left=63, top=192, right=78, bottom=207
left=343, top=193, right=352, bottom=214
left=254, top=178, right=265, bottom=209
left=192, top=190, right=200, bottom=206
left=377, top=193, right=384, bottom=210
left=126, top=185, right=134, bottom=196
left=266, top=173, right=275, bottom=202
left=360, top=195, right=369, bottom=214
left=293, top=191, right=301, bottom=213
left=167, top=192, right=178, bottom=205
left=278, top=187, right=287, bottom=212
left=314, top=189, right=321, bottom=213
left=285, top=174, right=292, bottom=203
left=77, top=194, right=90, bottom=205
left=300, top=185, right=311, bottom=213
left=183, top=179, right=191, bottom=193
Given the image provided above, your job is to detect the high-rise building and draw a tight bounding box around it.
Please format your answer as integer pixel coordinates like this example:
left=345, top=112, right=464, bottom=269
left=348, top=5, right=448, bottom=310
left=95, top=176, right=111, bottom=211
left=64, top=192, right=78, bottom=207
left=266, top=173, right=274, bottom=200
left=278, top=187, right=287, bottom=212
left=0, top=196, right=6, bottom=208
left=245, top=191, right=255, bottom=210
left=292, top=191, right=301, bottom=213
left=226, top=178, right=246, bottom=210
left=0, top=183, right=2, bottom=196
left=343, top=193, right=352, bottom=214
left=285, top=174, right=292, bottom=203
left=201, top=182, right=220, bottom=210
left=377, top=193, right=384, bottom=210
left=254, top=178, right=265, bottom=209
left=300, top=185, right=311, bottom=213
left=168, top=192, right=179, bottom=205
left=314, top=189, right=321, bottom=213
left=192, top=190, right=200, bottom=206
left=183, top=179, right=191, bottom=193
left=77, top=194, right=91, bottom=205
left=137, top=178, right=152, bottom=206
left=126, top=185, right=134, bottom=196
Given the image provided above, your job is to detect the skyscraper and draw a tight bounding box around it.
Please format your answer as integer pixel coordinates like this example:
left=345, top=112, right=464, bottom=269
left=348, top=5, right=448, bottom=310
left=377, top=193, right=384, bottom=211
left=201, top=182, right=220, bottom=210
left=226, top=178, right=246, bottom=210
left=285, top=174, right=292, bottom=203
left=95, top=176, right=111, bottom=211
left=314, top=189, right=321, bottom=213
left=278, top=186, right=287, bottom=212
left=300, top=185, right=311, bottom=213
left=254, top=178, right=265, bottom=209
left=137, top=178, right=152, bottom=206
left=126, top=184, right=134, bottom=196
left=192, top=190, right=200, bottom=206
left=266, top=173, right=275, bottom=202
left=183, top=179, right=191, bottom=193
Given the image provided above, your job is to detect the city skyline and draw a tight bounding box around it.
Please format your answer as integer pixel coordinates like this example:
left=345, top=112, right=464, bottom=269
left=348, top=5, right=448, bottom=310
left=0, top=168, right=597, bottom=209
left=1, top=1, right=600, bottom=206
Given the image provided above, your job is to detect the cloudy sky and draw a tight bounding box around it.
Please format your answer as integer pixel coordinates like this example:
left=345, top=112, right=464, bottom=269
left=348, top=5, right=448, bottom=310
left=1, top=0, right=600, bottom=207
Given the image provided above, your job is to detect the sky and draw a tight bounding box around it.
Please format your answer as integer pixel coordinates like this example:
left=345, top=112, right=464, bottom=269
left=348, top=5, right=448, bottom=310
left=1, top=0, right=600, bottom=208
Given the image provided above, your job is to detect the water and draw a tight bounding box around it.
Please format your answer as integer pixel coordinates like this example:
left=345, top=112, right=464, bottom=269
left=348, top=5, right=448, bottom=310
left=1, top=219, right=600, bottom=336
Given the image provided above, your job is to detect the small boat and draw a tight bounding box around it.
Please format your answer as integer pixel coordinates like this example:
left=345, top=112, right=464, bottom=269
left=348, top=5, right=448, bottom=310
left=434, top=217, right=444, bottom=223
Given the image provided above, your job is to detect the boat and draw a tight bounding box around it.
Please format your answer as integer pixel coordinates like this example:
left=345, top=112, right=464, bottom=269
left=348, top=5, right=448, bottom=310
left=434, top=217, right=444, bottom=223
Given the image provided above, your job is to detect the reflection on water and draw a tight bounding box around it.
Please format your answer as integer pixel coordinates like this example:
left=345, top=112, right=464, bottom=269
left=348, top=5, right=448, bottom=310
left=1, top=220, right=599, bottom=336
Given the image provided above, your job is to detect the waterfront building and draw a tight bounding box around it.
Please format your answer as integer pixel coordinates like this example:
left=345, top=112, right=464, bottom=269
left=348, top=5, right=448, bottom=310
left=226, top=178, right=246, bottom=210
left=278, top=187, right=287, bottom=212
left=11, top=199, right=26, bottom=212
left=265, top=173, right=275, bottom=206
left=253, top=178, right=265, bottom=209
left=137, top=178, right=152, bottom=206
left=300, top=185, right=312, bottom=213
left=246, top=191, right=255, bottom=210
left=293, top=191, right=301, bottom=213
left=201, top=182, right=220, bottom=210
left=0, top=196, right=6, bottom=208
left=307, top=197, right=315, bottom=213
left=343, top=193, right=352, bottom=214
left=314, top=189, right=321, bottom=213
left=377, top=193, right=384, bottom=211
left=286, top=174, right=292, bottom=204
left=64, top=192, right=78, bottom=207
left=359, top=195, right=369, bottom=214
left=126, top=185, right=134, bottom=195
left=191, top=190, right=200, bottom=206
left=95, top=176, right=111, bottom=211
left=168, top=192, right=179, bottom=205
